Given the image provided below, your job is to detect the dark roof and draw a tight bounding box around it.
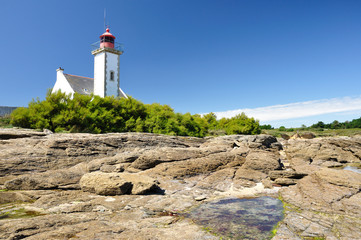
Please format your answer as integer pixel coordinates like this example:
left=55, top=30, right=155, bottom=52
left=0, top=106, right=18, bottom=116
left=64, top=74, right=94, bottom=95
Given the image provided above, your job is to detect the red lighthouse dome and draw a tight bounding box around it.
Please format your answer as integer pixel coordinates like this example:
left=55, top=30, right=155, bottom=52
left=100, top=28, right=116, bottom=48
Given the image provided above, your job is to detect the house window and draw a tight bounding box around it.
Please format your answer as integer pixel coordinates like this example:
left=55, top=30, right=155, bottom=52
left=110, top=71, right=114, bottom=81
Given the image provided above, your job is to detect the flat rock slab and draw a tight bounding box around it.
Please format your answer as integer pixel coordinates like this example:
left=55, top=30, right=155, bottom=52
left=0, top=128, right=48, bottom=139
left=269, top=170, right=308, bottom=180
left=79, top=172, right=159, bottom=195
left=281, top=167, right=361, bottom=215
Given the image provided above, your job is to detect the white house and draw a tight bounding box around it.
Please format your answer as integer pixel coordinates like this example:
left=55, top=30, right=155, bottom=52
left=52, top=28, right=127, bottom=98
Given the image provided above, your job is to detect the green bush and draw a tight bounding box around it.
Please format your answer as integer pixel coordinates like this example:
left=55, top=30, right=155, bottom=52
left=278, top=126, right=286, bottom=131
left=260, top=124, right=273, bottom=130
left=10, top=91, right=261, bottom=137
left=217, top=113, right=261, bottom=135
left=0, top=116, right=12, bottom=127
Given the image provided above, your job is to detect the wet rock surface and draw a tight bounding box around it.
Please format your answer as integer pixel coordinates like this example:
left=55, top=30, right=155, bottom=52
left=0, top=129, right=360, bottom=239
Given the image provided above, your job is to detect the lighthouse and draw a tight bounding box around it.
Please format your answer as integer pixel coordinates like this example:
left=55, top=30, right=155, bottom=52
left=91, top=27, right=126, bottom=98
left=52, top=27, right=127, bottom=98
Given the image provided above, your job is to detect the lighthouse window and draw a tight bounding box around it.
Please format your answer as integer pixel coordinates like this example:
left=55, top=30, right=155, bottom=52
left=110, top=71, right=115, bottom=81
left=101, top=36, right=114, bottom=43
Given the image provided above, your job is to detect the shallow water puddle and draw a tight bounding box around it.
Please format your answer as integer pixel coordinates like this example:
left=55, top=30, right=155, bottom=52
left=343, top=165, right=361, bottom=174
left=187, top=196, right=284, bottom=240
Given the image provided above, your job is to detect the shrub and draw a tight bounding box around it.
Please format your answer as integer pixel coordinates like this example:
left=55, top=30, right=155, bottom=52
left=260, top=124, right=273, bottom=130
left=217, top=113, right=261, bottom=135
left=11, top=91, right=261, bottom=137
left=278, top=126, right=286, bottom=131
left=0, top=116, right=11, bottom=127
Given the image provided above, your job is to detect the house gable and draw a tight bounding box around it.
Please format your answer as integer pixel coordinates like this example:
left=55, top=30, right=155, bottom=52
left=52, top=69, right=75, bottom=95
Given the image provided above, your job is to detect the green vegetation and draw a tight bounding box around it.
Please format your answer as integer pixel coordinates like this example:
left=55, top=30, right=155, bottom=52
left=10, top=91, right=261, bottom=137
left=259, top=124, right=273, bottom=130
left=7, top=90, right=361, bottom=138
left=269, top=221, right=281, bottom=239
left=278, top=126, right=294, bottom=132
left=217, top=112, right=261, bottom=135
left=262, top=117, right=361, bottom=138
left=0, top=116, right=12, bottom=128
left=264, top=128, right=361, bottom=138
left=0, top=207, right=44, bottom=220
left=310, top=118, right=361, bottom=129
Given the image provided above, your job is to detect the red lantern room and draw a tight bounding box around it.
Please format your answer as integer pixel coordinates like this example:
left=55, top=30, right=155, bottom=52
left=100, top=28, right=116, bottom=48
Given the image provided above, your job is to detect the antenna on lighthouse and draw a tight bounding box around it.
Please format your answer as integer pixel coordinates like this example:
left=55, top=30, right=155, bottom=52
left=104, top=8, right=106, bottom=31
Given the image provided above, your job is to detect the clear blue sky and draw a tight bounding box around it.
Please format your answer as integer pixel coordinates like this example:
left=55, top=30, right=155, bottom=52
left=1, top=0, right=361, bottom=127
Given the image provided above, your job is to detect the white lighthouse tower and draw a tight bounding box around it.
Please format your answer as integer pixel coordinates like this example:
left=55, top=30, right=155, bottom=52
left=91, top=28, right=126, bottom=98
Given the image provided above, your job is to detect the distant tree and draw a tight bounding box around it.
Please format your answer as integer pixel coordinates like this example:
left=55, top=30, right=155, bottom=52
left=330, top=120, right=341, bottom=129
left=278, top=126, right=286, bottom=131
left=260, top=124, right=273, bottom=130
left=306, top=117, right=361, bottom=130
left=347, top=117, right=361, bottom=128
left=311, top=121, right=325, bottom=129
left=202, top=112, right=218, bottom=129
left=219, top=113, right=261, bottom=135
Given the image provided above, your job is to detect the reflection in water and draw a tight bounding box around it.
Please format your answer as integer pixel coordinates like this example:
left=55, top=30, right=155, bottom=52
left=344, top=166, right=361, bottom=174
left=187, top=196, right=284, bottom=240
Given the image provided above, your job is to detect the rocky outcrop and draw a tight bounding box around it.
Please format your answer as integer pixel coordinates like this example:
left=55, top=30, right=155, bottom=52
left=147, top=150, right=243, bottom=179
left=0, top=128, right=47, bottom=139
left=281, top=168, right=361, bottom=216
left=0, top=191, right=34, bottom=204
left=269, top=170, right=308, bottom=186
left=0, top=132, right=205, bottom=177
left=5, top=162, right=88, bottom=190
left=130, top=147, right=206, bottom=170
left=242, top=149, right=281, bottom=173
left=1, top=129, right=361, bottom=240
left=284, top=137, right=361, bottom=164
left=300, top=132, right=316, bottom=139
left=79, top=172, right=159, bottom=195
left=277, top=167, right=361, bottom=239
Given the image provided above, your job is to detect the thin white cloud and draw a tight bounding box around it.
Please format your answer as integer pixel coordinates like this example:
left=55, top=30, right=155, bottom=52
left=213, top=96, right=361, bottom=121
